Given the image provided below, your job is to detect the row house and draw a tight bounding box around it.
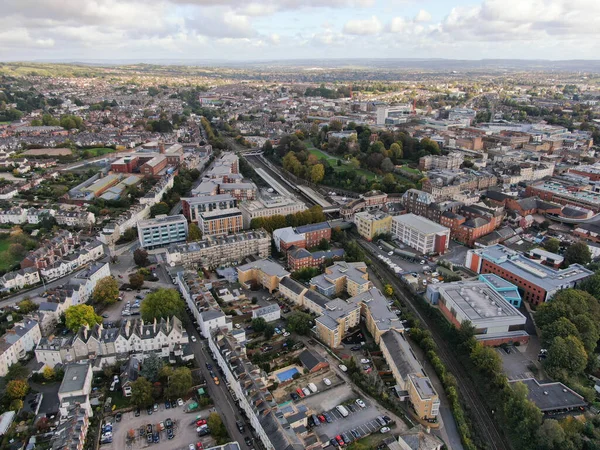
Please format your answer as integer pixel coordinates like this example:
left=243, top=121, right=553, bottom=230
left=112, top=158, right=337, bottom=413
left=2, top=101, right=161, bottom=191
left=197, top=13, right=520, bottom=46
left=1, top=267, right=40, bottom=291
left=0, top=319, right=41, bottom=376
left=55, top=210, right=96, bottom=228
left=35, top=316, right=189, bottom=370
left=21, top=231, right=80, bottom=270
left=0, top=207, right=56, bottom=225
left=40, top=240, right=104, bottom=281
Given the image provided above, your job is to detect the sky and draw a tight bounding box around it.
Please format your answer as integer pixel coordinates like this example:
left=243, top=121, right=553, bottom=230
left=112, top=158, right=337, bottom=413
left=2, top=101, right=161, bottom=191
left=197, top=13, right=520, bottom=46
left=1, top=0, right=599, bottom=62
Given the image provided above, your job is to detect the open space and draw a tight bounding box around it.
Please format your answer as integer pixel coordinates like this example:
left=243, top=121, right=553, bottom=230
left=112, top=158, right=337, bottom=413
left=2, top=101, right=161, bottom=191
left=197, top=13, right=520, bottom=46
left=83, top=147, right=117, bottom=157
left=0, top=234, right=22, bottom=272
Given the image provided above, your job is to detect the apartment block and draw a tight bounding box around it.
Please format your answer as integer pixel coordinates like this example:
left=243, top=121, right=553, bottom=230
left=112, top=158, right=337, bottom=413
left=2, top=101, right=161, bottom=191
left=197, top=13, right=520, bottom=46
left=166, top=229, right=270, bottom=268
left=237, top=259, right=290, bottom=293
left=239, top=197, right=307, bottom=228
left=354, top=211, right=392, bottom=241
left=0, top=319, right=41, bottom=376
left=137, top=214, right=188, bottom=249
left=310, top=261, right=371, bottom=297
left=391, top=214, right=450, bottom=255
left=407, top=374, right=441, bottom=420
left=418, top=152, right=464, bottom=171
left=287, top=247, right=344, bottom=271
left=198, top=208, right=244, bottom=236
left=465, top=244, right=592, bottom=305
left=181, top=194, right=238, bottom=222
left=273, top=222, right=334, bottom=253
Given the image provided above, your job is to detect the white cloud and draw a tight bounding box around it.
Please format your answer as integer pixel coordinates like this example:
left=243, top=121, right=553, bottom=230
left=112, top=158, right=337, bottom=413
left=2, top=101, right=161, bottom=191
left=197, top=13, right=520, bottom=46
left=414, top=9, right=431, bottom=23
left=343, top=16, right=382, bottom=36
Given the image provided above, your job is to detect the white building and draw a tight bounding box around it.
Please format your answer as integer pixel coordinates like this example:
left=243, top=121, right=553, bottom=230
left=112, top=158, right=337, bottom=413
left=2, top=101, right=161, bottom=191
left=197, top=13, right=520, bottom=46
left=251, top=304, right=281, bottom=323
left=0, top=207, right=27, bottom=224
left=0, top=319, right=41, bottom=376
left=391, top=214, right=450, bottom=255
left=68, top=262, right=111, bottom=303
left=55, top=210, right=96, bottom=228
left=1, top=267, right=40, bottom=291
left=137, top=214, right=188, bottom=249
left=239, top=196, right=307, bottom=228
left=58, top=363, right=94, bottom=417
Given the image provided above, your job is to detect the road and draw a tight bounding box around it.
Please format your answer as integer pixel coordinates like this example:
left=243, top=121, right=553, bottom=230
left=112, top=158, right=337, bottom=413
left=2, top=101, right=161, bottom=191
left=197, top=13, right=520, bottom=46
left=186, top=325, right=252, bottom=448
left=358, top=239, right=511, bottom=450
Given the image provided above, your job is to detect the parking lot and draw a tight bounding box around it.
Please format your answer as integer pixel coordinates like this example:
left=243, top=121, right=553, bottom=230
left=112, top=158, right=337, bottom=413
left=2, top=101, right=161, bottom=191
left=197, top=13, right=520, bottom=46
left=104, top=402, right=215, bottom=450
left=497, top=346, right=536, bottom=380
left=297, top=384, right=393, bottom=443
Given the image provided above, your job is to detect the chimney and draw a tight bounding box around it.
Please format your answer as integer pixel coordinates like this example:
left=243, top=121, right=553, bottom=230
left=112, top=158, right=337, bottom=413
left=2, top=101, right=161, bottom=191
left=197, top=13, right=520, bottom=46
left=125, top=319, right=130, bottom=337
left=153, top=317, right=157, bottom=333
left=159, top=141, right=165, bottom=154
left=139, top=319, right=144, bottom=336
left=83, top=324, right=89, bottom=340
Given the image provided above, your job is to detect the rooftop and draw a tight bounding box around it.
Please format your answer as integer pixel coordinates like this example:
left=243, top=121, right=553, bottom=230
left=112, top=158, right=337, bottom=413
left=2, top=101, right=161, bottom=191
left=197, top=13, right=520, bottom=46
left=138, top=214, right=187, bottom=227
left=237, top=259, right=290, bottom=278
left=408, top=373, right=437, bottom=400
left=513, top=378, right=586, bottom=412
left=392, top=213, right=450, bottom=235
left=59, top=364, right=90, bottom=394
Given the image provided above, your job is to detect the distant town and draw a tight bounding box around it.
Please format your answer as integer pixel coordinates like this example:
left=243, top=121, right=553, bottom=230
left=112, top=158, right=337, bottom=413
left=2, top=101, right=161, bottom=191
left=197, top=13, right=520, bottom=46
left=0, top=61, right=599, bottom=450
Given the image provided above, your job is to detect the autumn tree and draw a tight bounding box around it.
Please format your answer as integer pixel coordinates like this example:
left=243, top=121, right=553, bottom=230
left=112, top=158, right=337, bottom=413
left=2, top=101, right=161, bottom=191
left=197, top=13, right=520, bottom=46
left=7, top=379, right=29, bottom=399
left=188, top=222, right=202, bottom=241
left=65, top=304, right=102, bottom=332
left=133, top=248, right=150, bottom=267
left=383, top=284, right=394, bottom=296
left=129, top=272, right=145, bottom=289
left=17, top=298, right=38, bottom=313
left=43, top=366, right=56, bottom=380
left=311, top=164, right=325, bottom=183
left=92, top=276, right=119, bottom=305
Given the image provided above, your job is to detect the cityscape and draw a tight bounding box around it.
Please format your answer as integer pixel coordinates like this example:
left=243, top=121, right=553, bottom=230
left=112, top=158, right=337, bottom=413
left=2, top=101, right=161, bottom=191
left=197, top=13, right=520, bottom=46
left=1, top=2, right=600, bottom=450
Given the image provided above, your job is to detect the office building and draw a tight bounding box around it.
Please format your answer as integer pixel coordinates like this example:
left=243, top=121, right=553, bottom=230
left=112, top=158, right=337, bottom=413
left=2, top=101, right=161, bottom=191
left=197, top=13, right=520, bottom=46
left=391, top=214, right=450, bottom=255
left=239, top=197, right=307, bottom=228
left=354, top=211, right=392, bottom=241
left=182, top=194, right=238, bottom=222
left=137, top=214, right=188, bottom=249
left=465, top=244, right=592, bottom=305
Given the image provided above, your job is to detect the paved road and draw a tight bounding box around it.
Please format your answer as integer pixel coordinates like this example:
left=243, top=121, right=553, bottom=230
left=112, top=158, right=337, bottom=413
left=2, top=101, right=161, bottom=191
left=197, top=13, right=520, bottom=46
left=359, top=240, right=511, bottom=450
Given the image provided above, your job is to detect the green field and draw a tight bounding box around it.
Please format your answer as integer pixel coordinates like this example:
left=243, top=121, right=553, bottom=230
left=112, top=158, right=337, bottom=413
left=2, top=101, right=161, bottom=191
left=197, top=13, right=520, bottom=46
left=307, top=146, right=377, bottom=180
left=83, top=147, right=116, bottom=157
left=0, top=236, right=21, bottom=272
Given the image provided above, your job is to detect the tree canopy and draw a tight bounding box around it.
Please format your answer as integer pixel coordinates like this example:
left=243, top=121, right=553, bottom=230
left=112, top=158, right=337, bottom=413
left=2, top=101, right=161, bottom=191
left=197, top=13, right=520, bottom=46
left=564, top=241, right=591, bottom=266
left=134, top=248, right=150, bottom=267
left=131, top=377, right=154, bottom=407
left=65, top=304, right=102, bottom=332
left=140, top=288, right=185, bottom=322
left=92, top=276, right=119, bottom=305
left=286, top=312, right=312, bottom=335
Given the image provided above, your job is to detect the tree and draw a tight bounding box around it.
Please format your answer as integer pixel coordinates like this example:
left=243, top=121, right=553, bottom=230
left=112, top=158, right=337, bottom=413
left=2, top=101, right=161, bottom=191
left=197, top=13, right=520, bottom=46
left=10, top=399, right=24, bottom=411
left=504, top=382, right=542, bottom=449
left=541, top=316, right=579, bottom=346
left=140, top=288, right=185, bottom=322
left=564, top=241, right=591, bottom=266
left=317, top=238, right=330, bottom=251
left=535, top=419, right=566, bottom=450
left=470, top=342, right=502, bottom=376
left=92, top=276, right=119, bottom=305
left=263, top=324, right=275, bottom=339
left=65, top=304, right=102, bottom=332
left=134, top=248, right=150, bottom=267
left=17, top=298, right=38, bottom=313
left=207, top=413, right=229, bottom=444
left=6, top=379, right=29, bottom=399
left=251, top=317, right=267, bottom=333
left=381, top=157, right=395, bottom=173
left=131, top=377, right=154, bottom=407
left=310, top=164, right=325, bottom=183
left=545, top=335, right=587, bottom=378
left=165, top=367, right=193, bottom=399
left=543, top=238, right=560, bottom=254
left=9, top=243, right=25, bottom=258
left=150, top=202, right=170, bottom=217
left=42, top=366, right=55, bottom=380
left=383, top=284, right=394, bottom=297
left=129, top=272, right=145, bottom=289
left=140, top=353, right=164, bottom=382
left=349, top=157, right=361, bottom=169
left=5, top=363, right=28, bottom=381
left=286, top=312, right=312, bottom=335
left=390, top=142, right=403, bottom=160
left=188, top=222, right=202, bottom=241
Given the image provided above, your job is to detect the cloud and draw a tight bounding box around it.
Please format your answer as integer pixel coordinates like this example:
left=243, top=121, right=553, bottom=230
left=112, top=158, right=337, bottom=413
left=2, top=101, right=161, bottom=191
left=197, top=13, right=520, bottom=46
left=414, top=9, right=431, bottom=23
left=343, top=16, right=382, bottom=36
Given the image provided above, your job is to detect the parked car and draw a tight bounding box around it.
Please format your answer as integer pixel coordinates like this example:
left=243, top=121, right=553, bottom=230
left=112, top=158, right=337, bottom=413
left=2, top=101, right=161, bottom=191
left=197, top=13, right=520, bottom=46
left=356, top=399, right=366, bottom=408
left=177, top=398, right=184, bottom=406
left=165, top=400, right=171, bottom=409
left=146, top=434, right=153, bottom=444
left=339, top=364, right=348, bottom=372
left=302, top=387, right=311, bottom=396
left=165, top=418, right=173, bottom=428
left=153, top=403, right=158, bottom=412
left=296, top=388, right=305, bottom=398
left=191, top=335, right=197, bottom=342
left=360, top=358, right=370, bottom=364
left=323, top=378, right=331, bottom=386
left=323, top=412, right=333, bottom=423
left=153, top=432, right=159, bottom=443
left=146, top=407, right=153, bottom=415
left=171, top=399, right=177, bottom=408
left=336, top=435, right=345, bottom=446
left=380, top=427, right=391, bottom=433
left=318, top=415, right=326, bottom=423
left=115, top=413, right=122, bottom=422
left=350, top=345, right=361, bottom=351
left=290, top=392, right=299, bottom=401
left=167, top=428, right=174, bottom=440
left=244, top=437, right=253, bottom=447
left=134, top=408, right=140, bottom=417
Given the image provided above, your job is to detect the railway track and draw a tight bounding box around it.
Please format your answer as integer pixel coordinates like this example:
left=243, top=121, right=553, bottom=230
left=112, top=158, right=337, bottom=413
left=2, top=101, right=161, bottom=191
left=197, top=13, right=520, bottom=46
left=359, top=240, right=511, bottom=450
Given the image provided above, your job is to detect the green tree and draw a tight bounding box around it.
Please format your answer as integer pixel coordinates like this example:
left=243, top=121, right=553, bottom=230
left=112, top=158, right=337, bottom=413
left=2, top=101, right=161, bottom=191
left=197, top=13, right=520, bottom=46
left=251, top=317, right=267, bottom=333
left=17, top=298, right=38, bottom=313
left=545, top=335, right=588, bottom=378
left=263, top=324, right=275, bottom=339
left=317, top=238, right=331, bottom=250
left=65, top=304, right=102, bottom=332
left=134, top=248, right=150, bottom=267
left=165, top=367, right=193, bottom=399
left=188, top=222, right=202, bottom=241
left=470, top=342, right=502, bottom=376
left=564, top=241, right=591, bottom=266
left=535, top=419, right=566, bottom=450
left=541, top=316, right=579, bottom=346
left=349, top=157, right=361, bottom=169
left=286, top=312, right=312, bottom=335
left=390, top=142, right=403, bottom=160
left=543, top=238, right=560, bottom=254
left=150, top=202, right=170, bottom=217
left=92, top=276, right=119, bottom=305
left=5, top=363, right=28, bottom=381
left=310, top=163, right=325, bottom=183
left=129, top=272, right=145, bottom=289
left=504, top=382, right=542, bottom=448
left=580, top=272, right=600, bottom=298
left=207, top=413, right=229, bottom=444
left=6, top=379, right=29, bottom=399
left=140, top=288, right=185, bottom=322
left=131, top=377, right=154, bottom=407
left=140, top=353, right=164, bottom=382
left=383, top=284, right=394, bottom=297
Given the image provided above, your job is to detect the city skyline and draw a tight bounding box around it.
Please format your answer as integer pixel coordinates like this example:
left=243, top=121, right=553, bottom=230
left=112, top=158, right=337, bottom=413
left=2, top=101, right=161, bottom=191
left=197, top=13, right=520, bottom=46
left=1, top=0, right=599, bottom=62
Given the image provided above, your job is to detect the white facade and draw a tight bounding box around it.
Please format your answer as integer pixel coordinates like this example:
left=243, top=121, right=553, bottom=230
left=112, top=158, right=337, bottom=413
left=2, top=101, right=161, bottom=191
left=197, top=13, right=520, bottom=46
left=55, top=210, right=96, bottom=228
left=391, top=214, right=450, bottom=255
left=0, top=319, right=41, bottom=376
left=251, top=305, right=281, bottom=323
left=1, top=267, right=40, bottom=290
left=239, top=197, right=307, bottom=228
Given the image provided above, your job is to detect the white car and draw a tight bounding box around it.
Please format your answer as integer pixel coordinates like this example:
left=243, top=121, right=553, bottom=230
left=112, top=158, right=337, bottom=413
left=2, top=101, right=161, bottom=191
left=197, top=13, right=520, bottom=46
left=356, top=399, right=366, bottom=408
left=191, top=335, right=197, bottom=342
left=177, top=398, right=184, bottom=407
left=388, top=251, right=394, bottom=256
left=360, top=358, right=370, bottom=364
left=339, top=364, right=348, bottom=372
left=323, top=378, right=331, bottom=386
left=283, top=332, right=290, bottom=337
left=380, top=427, right=391, bottom=433
left=302, top=387, right=311, bottom=396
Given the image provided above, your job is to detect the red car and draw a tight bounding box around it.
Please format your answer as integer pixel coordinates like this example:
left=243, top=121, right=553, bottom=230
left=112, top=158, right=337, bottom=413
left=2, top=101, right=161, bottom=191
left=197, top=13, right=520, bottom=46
left=196, top=442, right=204, bottom=450
left=336, top=435, right=345, bottom=446
left=318, top=415, right=326, bottom=423
left=296, top=388, right=305, bottom=398
left=196, top=419, right=207, bottom=426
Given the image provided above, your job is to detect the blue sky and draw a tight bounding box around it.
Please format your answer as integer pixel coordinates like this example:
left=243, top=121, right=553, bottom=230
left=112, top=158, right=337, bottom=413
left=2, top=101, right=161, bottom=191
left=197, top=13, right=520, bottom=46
left=0, top=0, right=598, bottom=61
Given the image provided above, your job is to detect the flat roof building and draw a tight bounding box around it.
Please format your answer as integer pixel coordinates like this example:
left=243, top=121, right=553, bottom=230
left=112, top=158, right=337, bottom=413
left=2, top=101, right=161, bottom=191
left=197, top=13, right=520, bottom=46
left=511, top=378, right=586, bottom=414
left=392, top=213, right=450, bottom=255
left=466, top=244, right=592, bottom=305
left=137, top=214, right=188, bottom=249
left=237, top=259, right=290, bottom=293
left=354, top=211, right=392, bottom=241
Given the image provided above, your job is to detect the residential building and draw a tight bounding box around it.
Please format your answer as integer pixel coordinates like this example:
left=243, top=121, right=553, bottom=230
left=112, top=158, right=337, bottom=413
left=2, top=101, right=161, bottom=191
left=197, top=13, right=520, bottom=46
left=55, top=210, right=96, bottom=228
left=1, top=267, right=40, bottom=291
left=525, top=178, right=600, bottom=212
left=69, top=262, right=111, bottom=303
left=39, top=239, right=104, bottom=281
left=316, top=299, right=361, bottom=348
left=218, top=182, right=257, bottom=201
left=252, top=304, right=281, bottom=323
left=298, top=348, right=329, bottom=373
left=397, top=426, right=444, bottom=450
left=354, top=211, right=392, bottom=241
left=465, top=244, right=592, bottom=305
left=391, top=214, right=450, bottom=255
left=0, top=319, right=41, bottom=376
left=287, top=247, right=344, bottom=271
left=181, top=194, right=238, bottom=222
left=295, top=222, right=332, bottom=248
left=137, top=214, right=188, bottom=249
left=237, top=259, right=290, bottom=293
left=426, top=279, right=528, bottom=346
left=58, top=363, right=93, bottom=417
left=574, top=222, right=600, bottom=244
left=418, top=153, right=464, bottom=171
left=177, top=270, right=231, bottom=339
left=239, top=196, right=307, bottom=228
left=279, top=277, right=330, bottom=316
left=0, top=207, right=27, bottom=224
left=165, top=229, right=270, bottom=268
left=310, top=261, right=371, bottom=297
left=50, top=405, right=90, bottom=450
left=407, top=374, right=441, bottom=421
left=198, top=208, right=244, bottom=236
left=35, top=316, right=189, bottom=369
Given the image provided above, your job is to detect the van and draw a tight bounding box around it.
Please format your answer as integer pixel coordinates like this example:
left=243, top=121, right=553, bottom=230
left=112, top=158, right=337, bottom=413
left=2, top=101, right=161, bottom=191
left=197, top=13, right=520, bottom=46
left=308, top=383, right=318, bottom=394
left=336, top=405, right=349, bottom=418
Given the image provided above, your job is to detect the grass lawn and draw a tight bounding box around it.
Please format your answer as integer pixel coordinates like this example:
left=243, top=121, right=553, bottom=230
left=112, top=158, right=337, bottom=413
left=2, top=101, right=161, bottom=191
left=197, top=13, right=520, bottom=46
left=308, top=147, right=377, bottom=181
left=0, top=235, right=22, bottom=271
left=396, top=165, right=422, bottom=175
left=84, top=147, right=116, bottom=157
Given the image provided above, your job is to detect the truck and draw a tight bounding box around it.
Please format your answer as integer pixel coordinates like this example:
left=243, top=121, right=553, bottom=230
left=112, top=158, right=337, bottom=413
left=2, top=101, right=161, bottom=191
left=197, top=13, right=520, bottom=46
left=308, top=383, right=318, bottom=394
left=186, top=402, right=199, bottom=412
left=336, top=405, right=349, bottom=418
